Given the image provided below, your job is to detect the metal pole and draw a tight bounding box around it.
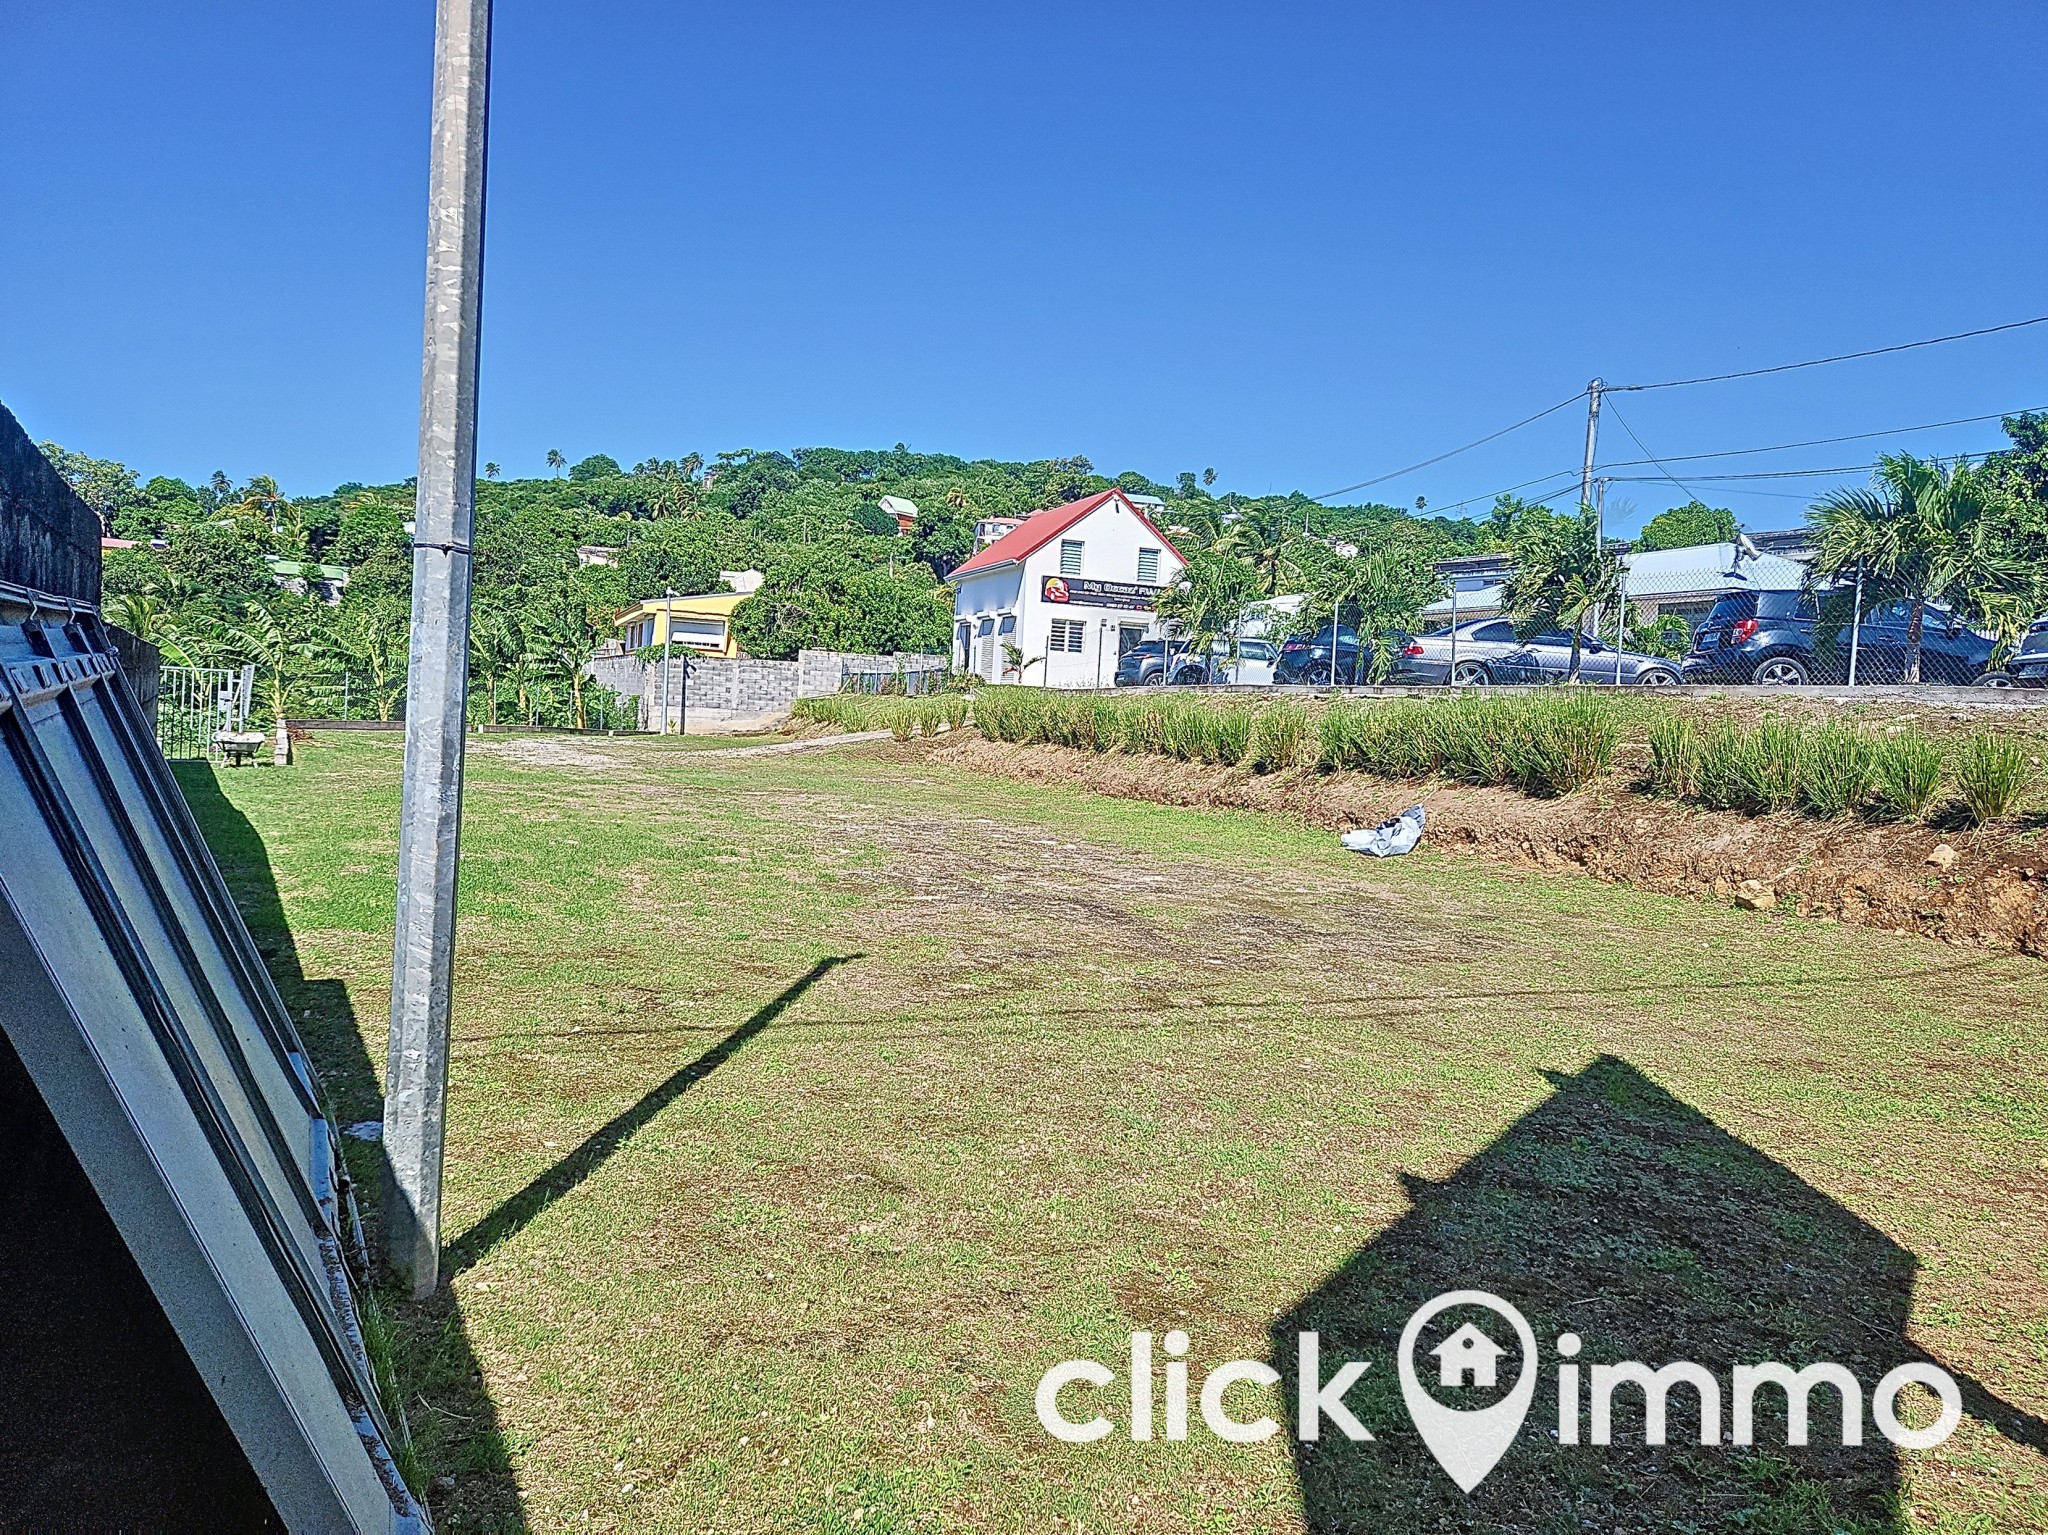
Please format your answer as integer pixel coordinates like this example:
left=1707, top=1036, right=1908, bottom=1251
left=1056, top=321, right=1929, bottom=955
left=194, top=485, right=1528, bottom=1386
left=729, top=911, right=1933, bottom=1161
left=385, top=0, right=492, bottom=1299
left=1847, top=558, right=1865, bottom=686
left=660, top=588, right=676, bottom=732
left=1613, top=559, right=1627, bottom=685
left=679, top=653, right=689, bottom=736
left=1448, top=579, right=1459, bottom=685
left=1580, top=380, right=1602, bottom=529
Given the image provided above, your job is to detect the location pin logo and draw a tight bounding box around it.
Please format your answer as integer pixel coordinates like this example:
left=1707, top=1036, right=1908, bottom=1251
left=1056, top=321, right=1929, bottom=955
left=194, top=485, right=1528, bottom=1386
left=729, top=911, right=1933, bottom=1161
left=1396, top=1289, right=1538, bottom=1492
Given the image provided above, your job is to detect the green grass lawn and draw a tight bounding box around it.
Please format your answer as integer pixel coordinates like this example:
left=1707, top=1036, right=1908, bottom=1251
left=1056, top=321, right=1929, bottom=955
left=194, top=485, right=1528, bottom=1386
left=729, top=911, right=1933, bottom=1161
left=178, top=731, right=2048, bottom=1533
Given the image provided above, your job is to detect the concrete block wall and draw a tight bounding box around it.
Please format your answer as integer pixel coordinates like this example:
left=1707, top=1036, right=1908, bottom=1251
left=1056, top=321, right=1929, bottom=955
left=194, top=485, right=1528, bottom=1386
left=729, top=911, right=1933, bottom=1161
left=795, top=649, right=947, bottom=698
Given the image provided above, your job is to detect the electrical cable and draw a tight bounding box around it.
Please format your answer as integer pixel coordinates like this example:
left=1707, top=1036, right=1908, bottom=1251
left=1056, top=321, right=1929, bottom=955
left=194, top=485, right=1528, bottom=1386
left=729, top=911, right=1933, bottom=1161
left=1312, top=389, right=1587, bottom=502
left=1589, top=403, right=2048, bottom=472
left=1597, top=396, right=1703, bottom=507
left=1608, top=314, right=2048, bottom=393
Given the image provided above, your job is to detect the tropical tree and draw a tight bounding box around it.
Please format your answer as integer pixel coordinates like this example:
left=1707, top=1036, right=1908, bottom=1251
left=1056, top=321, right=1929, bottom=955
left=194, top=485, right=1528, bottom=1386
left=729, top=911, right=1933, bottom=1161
left=1303, top=531, right=1447, bottom=682
left=484, top=462, right=500, bottom=479
left=103, top=592, right=198, bottom=666
left=1808, top=454, right=2032, bottom=683
left=1634, top=500, right=1737, bottom=552
left=318, top=603, right=410, bottom=720
left=1213, top=503, right=1304, bottom=597
left=1156, top=551, right=1261, bottom=675
left=1499, top=504, right=1618, bottom=680
left=222, top=600, right=315, bottom=733
left=546, top=449, right=566, bottom=477
left=534, top=588, right=602, bottom=728
left=466, top=606, right=521, bottom=725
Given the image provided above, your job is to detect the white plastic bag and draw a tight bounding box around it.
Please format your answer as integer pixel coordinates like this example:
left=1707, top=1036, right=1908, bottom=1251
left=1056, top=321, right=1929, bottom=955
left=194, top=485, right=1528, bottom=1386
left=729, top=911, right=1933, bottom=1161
left=1341, top=804, right=1426, bottom=858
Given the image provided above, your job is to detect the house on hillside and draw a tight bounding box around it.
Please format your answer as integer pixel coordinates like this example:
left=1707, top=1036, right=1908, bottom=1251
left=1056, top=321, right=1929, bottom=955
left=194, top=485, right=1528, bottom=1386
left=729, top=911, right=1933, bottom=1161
left=950, top=490, right=1187, bottom=686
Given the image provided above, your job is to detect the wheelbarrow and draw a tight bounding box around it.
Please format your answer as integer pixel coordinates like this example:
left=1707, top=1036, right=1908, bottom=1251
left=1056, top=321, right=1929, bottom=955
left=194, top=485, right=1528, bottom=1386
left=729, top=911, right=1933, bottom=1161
left=214, top=729, right=270, bottom=767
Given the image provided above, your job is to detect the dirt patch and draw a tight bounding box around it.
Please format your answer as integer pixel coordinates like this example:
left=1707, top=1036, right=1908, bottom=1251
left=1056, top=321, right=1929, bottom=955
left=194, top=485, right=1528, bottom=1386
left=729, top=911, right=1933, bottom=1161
left=926, top=736, right=2048, bottom=954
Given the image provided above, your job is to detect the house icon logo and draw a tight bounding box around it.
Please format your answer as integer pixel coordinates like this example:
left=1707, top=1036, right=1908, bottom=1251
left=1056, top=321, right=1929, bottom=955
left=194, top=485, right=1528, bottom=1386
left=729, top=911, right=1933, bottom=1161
left=1397, top=1291, right=1538, bottom=1493
left=1433, top=1321, right=1509, bottom=1389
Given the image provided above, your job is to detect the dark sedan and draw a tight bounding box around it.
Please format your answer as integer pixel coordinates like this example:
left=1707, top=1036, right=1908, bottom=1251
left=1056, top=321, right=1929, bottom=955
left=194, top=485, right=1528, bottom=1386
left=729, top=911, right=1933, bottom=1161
left=1275, top=625, right=1370, bottom=684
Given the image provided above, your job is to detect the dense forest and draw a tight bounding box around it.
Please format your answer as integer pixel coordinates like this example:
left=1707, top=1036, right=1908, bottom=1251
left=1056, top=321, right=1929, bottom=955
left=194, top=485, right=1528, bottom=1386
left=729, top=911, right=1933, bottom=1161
left=47, top=439, right=1486, bottom=725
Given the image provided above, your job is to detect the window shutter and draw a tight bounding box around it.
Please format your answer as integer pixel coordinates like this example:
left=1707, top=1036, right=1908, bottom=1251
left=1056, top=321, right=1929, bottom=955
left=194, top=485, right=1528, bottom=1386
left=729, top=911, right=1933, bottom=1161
left=1060, top=540, right=1084, bottom=577
left=1137, top=547, right=1160, bottom=584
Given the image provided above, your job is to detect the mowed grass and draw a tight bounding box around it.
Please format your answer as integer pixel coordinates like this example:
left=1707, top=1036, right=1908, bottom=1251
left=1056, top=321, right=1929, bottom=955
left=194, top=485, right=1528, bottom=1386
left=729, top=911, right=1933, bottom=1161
left=181, top=732, right=2048, bottom=1533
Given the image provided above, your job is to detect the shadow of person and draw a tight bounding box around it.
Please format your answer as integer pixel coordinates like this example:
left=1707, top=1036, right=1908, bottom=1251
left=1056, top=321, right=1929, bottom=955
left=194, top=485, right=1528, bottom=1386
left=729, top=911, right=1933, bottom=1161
left=1271, top=1055, right=2045, bottom=1533
left=172, top=762, right=526, bottom=1530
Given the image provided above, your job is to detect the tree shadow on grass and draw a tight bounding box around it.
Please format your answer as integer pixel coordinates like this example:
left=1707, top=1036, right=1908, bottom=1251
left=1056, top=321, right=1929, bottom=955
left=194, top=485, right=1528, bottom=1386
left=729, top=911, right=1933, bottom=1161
left=174, top=764, right=526, bottom=1530
left=1272, top=1055, right=2047, bottom=1533
left=444, top=954, right=857, bottom=1280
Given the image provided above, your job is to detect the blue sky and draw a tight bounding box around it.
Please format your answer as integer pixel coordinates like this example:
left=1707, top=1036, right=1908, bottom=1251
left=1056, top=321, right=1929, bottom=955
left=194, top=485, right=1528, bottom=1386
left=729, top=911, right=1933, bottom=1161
left=4, top=2, right=2045, bottom=534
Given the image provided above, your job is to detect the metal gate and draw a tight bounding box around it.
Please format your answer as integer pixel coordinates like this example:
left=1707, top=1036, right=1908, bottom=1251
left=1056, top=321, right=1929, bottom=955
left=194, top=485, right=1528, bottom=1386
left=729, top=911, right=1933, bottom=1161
left=157, top=664, right=253, bottom=761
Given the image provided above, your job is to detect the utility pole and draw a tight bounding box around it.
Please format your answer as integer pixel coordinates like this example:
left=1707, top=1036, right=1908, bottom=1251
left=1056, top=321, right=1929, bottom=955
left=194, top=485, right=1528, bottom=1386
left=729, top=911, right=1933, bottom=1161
left=1580, top=379, right=1603, bottom=531
left=385, top=0, right=492, bottom=1300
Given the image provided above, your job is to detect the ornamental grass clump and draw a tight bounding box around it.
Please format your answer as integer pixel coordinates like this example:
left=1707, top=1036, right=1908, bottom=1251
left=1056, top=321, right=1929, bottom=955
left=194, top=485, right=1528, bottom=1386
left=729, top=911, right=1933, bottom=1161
left=1870, top=729, right=1944, bottom=822
left=1954, top=731, right=2033, bottom=826
left=1504, top=693, right=1622, bottom=797
left=1794, top=723, right=1878, bottom=819
left=1247, top=700, right=1310, bottom=771
left=1645, top=714, right=1702, bottom=800
left=1729, top=718, right=1805, bottom=814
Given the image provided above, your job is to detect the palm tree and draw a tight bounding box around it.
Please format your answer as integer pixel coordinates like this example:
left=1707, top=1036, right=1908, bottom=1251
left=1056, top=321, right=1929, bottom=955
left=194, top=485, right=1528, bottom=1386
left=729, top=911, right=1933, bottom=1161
left=1499, top=504, right=1617, bottom=680
left=467, top=607, right=522, bottom=725
left=484, top=462, right=500, bottom=480
left=546, top=448, right=566, bottom=477
left=103, top=592, right=198, bottom=667
left=1809, top=454, right=2031, bottom=683
left=1308, top=535, right=1447, bottom=683
left=1213, top=504, right=1302, bottom=598
left=1156, top=551, right=1259, bottom=676
left=223, top=600, right=314, bottom=759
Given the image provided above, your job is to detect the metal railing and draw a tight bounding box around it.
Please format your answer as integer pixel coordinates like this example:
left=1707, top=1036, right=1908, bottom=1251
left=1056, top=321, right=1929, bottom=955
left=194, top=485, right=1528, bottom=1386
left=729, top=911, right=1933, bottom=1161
left=157, top=664, right=255, bottom=761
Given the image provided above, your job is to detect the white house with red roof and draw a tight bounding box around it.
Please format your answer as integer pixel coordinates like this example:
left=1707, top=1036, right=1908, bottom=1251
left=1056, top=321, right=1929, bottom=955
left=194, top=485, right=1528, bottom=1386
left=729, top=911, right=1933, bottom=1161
left=949, top=490, right=1187, bottom=687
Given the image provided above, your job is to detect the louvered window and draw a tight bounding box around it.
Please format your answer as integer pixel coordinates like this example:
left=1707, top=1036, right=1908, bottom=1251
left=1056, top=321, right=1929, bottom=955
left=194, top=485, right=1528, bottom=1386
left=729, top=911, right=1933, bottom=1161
left=1060, top=540, right=1085, bottom=577
left=1137, top=547, right=1160, bottom=584
left=1049, top=619, right=1086, bottom=653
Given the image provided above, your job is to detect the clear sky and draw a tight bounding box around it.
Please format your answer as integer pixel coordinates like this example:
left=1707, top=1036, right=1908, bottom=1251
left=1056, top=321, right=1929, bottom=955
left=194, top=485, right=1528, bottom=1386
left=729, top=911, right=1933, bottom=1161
left=4, top=2, right=2044, bottom=533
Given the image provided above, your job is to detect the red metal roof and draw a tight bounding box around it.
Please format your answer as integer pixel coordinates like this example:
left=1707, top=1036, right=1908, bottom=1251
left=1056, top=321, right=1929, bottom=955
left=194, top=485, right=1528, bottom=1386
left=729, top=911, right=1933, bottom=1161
left=948, top=490, right=1186, bottom=580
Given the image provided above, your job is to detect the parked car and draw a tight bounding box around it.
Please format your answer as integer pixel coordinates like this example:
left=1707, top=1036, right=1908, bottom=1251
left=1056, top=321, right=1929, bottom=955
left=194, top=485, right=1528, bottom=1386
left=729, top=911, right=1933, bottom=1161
left=1220, top=638, right=1279, bottom=685
left=1275, top=625, right=1372, bottom=684
left=1681, top=591, right=1997, bottom=686
left=1386, top=618, right=1678, bottom=686
left=1114, top=640, right=1208, bottom=687
left=2000, top=616, right=2048, bottom=688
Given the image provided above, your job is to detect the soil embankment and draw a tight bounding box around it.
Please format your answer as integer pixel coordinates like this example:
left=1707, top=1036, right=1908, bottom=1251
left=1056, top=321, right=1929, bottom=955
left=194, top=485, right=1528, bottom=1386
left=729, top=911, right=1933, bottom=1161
left=925, top=734, right=2048, bottom=954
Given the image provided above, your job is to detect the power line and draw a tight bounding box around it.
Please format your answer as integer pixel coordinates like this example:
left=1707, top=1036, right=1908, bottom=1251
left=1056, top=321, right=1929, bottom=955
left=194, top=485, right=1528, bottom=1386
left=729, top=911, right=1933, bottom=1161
left=1591, top=403, right=2047, bottom=473
left=1609, top=314, right=2048, bottom=393
left=1598, top=396, right=1703, bottom=506
left=1313, top=389, right=1587, bottom=502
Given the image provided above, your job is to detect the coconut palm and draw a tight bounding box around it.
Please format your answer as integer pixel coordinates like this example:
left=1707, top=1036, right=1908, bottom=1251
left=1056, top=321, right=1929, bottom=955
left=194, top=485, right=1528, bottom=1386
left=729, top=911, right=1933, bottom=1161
left=546, top=449, right=566, bottom=477
left=1809, top=454, right=2032, bottom=683
left=484, top=462, right=500, bottom=480
left=1213, top=503, right=1303, bottom=598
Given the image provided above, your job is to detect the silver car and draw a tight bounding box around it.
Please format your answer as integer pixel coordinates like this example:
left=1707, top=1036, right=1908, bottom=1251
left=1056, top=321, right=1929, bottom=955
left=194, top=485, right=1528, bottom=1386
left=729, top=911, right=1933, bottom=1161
left=1390, top=618, right=1682, bottom=686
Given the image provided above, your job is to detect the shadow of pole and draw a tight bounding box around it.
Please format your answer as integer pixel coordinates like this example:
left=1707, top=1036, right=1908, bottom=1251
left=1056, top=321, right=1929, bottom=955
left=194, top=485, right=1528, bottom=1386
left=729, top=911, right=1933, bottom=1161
left=444, top=955, right=857, bottom=1281
left=172, top=762, right=526, bottom=1529
left=1271, top=1055, right=2046, bottom=1533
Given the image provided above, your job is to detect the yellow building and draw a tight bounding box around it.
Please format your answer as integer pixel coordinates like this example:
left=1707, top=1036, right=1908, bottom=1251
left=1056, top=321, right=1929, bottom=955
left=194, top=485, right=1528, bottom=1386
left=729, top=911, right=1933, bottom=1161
left=615, top=592, right=750, bottom=659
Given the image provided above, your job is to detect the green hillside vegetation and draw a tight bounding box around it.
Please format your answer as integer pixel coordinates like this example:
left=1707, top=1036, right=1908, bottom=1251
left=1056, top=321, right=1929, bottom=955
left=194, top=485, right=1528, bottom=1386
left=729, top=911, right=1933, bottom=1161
left=56, top=439, right=1486, bottom=723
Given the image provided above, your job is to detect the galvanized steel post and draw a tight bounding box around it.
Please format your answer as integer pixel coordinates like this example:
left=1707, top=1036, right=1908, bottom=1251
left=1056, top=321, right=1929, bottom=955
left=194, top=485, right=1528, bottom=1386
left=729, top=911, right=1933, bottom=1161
left=386, top=0, right=493, bottom=1298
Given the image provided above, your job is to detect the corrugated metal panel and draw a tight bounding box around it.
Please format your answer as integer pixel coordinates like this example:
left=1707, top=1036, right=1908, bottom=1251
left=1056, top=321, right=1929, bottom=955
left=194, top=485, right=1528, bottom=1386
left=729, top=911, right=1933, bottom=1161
left=0, top=600, right=428, bottom=1532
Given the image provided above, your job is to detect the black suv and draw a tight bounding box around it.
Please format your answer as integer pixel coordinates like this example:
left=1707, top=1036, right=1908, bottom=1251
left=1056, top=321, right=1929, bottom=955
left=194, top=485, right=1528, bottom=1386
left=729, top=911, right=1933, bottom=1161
left=1682, top=590, right=1997, bottom=686
left=2008, top=616, right=2048, bottom=687
left=1113, top=640, right=1208, bottom=687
